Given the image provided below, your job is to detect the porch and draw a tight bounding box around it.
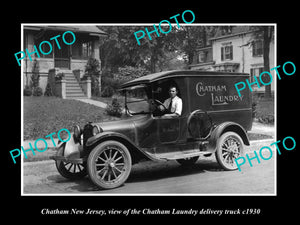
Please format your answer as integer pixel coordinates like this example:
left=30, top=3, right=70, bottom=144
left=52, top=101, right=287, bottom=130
left=23, top=25, right=106, bottom=98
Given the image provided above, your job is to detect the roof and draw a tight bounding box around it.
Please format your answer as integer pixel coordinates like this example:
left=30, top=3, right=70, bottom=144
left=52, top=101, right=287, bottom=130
left=210, top=26, right=252, bottom=41
left=24, top=25, right=107, bottom=36
left=120, top=70, right=249, bottom=88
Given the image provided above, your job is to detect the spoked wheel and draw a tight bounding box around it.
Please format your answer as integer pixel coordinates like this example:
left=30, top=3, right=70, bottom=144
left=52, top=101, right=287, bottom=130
left=56, top=160, right=87, bottom=180
left=87, top=140, right=132, bottom=189
left=55, top=143, right=87, bottom=180
left=215, top=132, right=244, bottom=171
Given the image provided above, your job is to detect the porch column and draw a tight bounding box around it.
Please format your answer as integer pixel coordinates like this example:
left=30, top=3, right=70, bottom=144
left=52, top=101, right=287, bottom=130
left=92, top=38, right=100, bottom=61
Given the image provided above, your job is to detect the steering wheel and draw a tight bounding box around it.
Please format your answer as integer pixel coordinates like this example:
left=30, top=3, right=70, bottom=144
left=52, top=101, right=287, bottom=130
left=153, top=99, right=167, bottom=111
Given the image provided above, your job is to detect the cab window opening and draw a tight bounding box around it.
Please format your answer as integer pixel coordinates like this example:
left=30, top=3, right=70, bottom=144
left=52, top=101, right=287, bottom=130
left=122, top=85, right=151, bottom=115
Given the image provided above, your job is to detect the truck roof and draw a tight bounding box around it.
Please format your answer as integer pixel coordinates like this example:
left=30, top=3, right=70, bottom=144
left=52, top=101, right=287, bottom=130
left=120, top=70, right=249, bottom=88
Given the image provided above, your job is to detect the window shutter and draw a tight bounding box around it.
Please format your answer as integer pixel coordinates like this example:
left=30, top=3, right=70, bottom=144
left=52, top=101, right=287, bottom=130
left=250, top=68, right=254, bottom=82
left=221, top=47, right=224, bottom=61
left=230, top=45, right=233, bottom=60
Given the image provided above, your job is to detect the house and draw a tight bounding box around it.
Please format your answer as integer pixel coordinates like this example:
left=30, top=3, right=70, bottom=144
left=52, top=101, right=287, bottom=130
left=188, top=26, right=275, bottom=95
left=23, top=25, right=107, bottom=98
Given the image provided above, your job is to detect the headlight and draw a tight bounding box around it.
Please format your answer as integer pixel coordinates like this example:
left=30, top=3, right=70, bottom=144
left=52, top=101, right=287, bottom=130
left=92, top=125, right=102, bottom=136
left=73, top=125, right=82, bottom=138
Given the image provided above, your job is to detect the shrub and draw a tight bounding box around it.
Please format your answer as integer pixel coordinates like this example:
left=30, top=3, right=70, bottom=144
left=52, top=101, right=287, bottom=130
left=91, top=75, right=101, bottom=97
left=44, top=83, right=53, bottom=96
left=252, top=102, right=257, bottom=118
left=101, top=86, right=115, bottom=97
left=105, top=98, right=122, bottom=117
left=85, top=58, right=101, bottom=97
left=31, top=59, right=40, bottom=88
left=258, top=115, right=274, bottom=124
left=24, top=85, right=32, bottom=96
left=32, top=87, right=43, bottom=96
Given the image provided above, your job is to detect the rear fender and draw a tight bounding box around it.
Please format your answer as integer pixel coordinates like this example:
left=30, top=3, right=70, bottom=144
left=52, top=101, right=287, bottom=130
left=206, top=122, right=250, bottom=152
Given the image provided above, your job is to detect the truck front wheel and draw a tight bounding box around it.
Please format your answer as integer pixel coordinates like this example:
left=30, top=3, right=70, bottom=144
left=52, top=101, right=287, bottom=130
left=87, top=140, right=132, bottom=189
left=215, top=132, right=245, bottom=171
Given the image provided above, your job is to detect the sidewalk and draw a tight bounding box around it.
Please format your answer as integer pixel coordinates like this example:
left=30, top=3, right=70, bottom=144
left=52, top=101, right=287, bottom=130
left=74, top=98, right=107, bottom=108
left=249, top=121, right=275, bottom=138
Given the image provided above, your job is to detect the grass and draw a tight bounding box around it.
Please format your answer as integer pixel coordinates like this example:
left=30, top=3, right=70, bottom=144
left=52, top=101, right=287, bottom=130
left=254, top=97, right=274, bottom=124
left=23, top=96, right=115, bottom=140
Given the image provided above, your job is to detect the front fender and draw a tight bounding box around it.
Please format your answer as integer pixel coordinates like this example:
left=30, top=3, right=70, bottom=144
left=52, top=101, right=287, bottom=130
left=85, top=131, right=155, bottom=163
left=86, top=131, right=136, bottom=147
left=206, top=121, right=250, bottom=152
left=50, top=135, right=83, bottom=162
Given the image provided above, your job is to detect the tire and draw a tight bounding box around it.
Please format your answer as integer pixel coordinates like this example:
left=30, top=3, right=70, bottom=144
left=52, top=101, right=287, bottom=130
left=87, top=140, right=132, bottom=189
left=188, top=110, right=213, bottom=139
left=55, top=143, right=87, bottom=180
left=215, top=132, right=244, bottom=171
left=176, top=156, right=199, bottom=166
left=56, top=160, right=87, bottom=180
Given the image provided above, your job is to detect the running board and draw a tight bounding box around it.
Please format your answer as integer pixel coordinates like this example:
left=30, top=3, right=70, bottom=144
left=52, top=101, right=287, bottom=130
left=146, top=150, right=213, bottom=161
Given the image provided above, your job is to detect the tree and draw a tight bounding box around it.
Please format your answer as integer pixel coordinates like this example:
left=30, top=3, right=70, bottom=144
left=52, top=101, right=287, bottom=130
left=250, top=26, right=274, bottom=98
left=175, top=26, right=218, bottom=65
left=98, top=26, right=147, bottom=71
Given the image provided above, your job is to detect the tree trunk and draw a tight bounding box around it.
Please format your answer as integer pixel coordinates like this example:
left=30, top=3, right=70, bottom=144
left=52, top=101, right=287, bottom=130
left=150, top=54, right=157, bottom=73
left=263, top=27, right=272, bottom=98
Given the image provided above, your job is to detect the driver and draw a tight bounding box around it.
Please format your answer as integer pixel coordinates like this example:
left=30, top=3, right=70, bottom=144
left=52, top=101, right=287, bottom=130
left=159, top=86, right=182, bottom=117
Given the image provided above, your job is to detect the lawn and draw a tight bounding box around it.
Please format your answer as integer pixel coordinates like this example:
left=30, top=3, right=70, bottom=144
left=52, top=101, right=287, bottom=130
left=254, top=98, right=275, bottom=124
left=23, top=96, right=115, bottom=140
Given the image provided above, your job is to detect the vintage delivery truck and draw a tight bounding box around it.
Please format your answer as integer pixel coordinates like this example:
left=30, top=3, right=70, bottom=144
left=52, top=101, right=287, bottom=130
left=50, top=70, right=252, bottom=189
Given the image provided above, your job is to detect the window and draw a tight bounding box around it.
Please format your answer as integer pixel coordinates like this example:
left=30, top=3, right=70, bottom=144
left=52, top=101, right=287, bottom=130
left=198, top=51, right=206, bottom=63
left=253, top=40, right=263, bottom=56
left=250, top=67, right=264, bottom=82
left=35, top=34, right=53, bottom=58
left=221, top=45, right=233, bottom=61
left=72, top=40, right=93, bottom=59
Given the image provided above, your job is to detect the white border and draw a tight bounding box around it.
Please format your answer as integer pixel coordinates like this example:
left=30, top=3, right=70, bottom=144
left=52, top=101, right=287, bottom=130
left=21, top=23, right=277, bottom=196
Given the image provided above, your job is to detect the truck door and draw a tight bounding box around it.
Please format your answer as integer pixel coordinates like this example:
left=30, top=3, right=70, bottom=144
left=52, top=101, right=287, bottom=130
left=158, top=117, right=180, bottom=143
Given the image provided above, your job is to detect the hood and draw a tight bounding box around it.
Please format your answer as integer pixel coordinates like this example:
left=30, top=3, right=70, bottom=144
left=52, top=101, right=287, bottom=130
left=92, top=115, right=149, bottom=141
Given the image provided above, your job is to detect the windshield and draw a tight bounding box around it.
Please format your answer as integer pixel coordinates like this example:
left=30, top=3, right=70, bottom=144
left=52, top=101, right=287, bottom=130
left=124, top=85, right=150, bottom=115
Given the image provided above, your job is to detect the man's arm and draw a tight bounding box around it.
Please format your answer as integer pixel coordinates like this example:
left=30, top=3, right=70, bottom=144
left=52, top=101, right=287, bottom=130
left=162, top=98, right=182, bottom=117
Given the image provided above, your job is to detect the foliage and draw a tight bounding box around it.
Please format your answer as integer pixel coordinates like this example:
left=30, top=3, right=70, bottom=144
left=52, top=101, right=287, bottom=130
left=172, top=26, right=218, bottom=65
left=55, top=72, right=65, bottom=81
left=32, top=87, right=43, bottom=96
left=112, top=66, right=149, bottom=83
left=249, top=26, right=275, bottom=98
left=105, top=98, right=123, bottom=117
left=85, top=58, right=101, bottom=96
left=24, top=85, right=32, bottom=96
left=31, top=59, right=40, bottom=88
left=44, top=83, right=53, bottom=96
left=101, top=66, right=150, bottom=95
left=101, top=86, right=115, bottom=97
left=253, top=96, right=274, bottom=124
left=85, top=58, right=101, bottom=75
left=98, top=26, right=182, bottom=73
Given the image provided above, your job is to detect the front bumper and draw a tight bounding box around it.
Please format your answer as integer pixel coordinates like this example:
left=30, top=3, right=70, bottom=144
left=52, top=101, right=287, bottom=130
left=49, top=134, right=84, bottom=163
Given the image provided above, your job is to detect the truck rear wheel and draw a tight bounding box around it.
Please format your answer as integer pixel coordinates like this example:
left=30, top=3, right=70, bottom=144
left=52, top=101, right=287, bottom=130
left=215, top=132, right=244, bottom=171
left=87, top=140, right=132, bottom=189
